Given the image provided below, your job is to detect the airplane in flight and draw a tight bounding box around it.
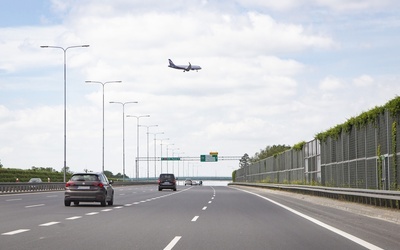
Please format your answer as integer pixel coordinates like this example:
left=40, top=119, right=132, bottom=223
left=168, top=59, right=202, bottom=72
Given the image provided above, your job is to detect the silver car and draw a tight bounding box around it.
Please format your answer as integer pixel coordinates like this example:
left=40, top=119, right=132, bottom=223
left=64, top=172, right=114, bottom=206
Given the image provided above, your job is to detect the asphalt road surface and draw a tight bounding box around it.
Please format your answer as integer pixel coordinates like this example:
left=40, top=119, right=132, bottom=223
left=1, top=184, right=399, bottom=250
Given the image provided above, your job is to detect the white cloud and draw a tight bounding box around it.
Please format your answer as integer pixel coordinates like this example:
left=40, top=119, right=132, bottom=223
left=353, top=75, right=374, bottom=87
left=319, top=76, right=344, bottom=91
left=0, top=0, right=399, bottom=177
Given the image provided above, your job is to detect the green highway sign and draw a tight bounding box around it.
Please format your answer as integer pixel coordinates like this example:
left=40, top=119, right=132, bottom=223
left=200, top=155, right=218, bottom=162
left=161, top=157, right=181, bottom=161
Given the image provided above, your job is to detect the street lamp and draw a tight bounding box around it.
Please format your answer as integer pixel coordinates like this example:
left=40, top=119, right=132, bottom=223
left=126, top=115, right=150, bottom=179
left=166, top=144, right=175, bottom=172
left=40, top=44, right=89, bottom=182
left=109, top=101, right=138, bottom=181
left=151, top=132, right=164, bottom=178
left=158, top=138, right=169, bottom=173
left=139, top=124, right=158, bottom=179
left=86, top=80, right=122, bottom=173
left=171, top=148, right=180, bottom=173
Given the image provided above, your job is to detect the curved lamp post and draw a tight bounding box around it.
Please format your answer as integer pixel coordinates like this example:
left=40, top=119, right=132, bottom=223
left=40, top=44, right=89, bottom=182
left=86, top=80, right=122, bottom=173
left=109, top=101, right=138, bottom=181
left=126, top=115, right=150, bottom=179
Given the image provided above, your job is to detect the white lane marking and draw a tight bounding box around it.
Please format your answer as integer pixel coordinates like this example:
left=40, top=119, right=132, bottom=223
left=133, top=202, right=141, bottom=204
left=46, top=195, right=58, bottom=198
left=39, top=222, right=60, bottom=227
left=25, top=204, right=45, bottom=208
left=208, top=201, right=212, bottom=204
left=86, top=212, right=99, bottom=216
left=236, top=188, right=384, bottom=250
left=2, top=229, right=30, bottom=235
left=6, top=198, right=22, bottom=201
left=114, top=206, right=123, bottom=209
left=164, top=236, right=182, bottom=250
left=102, top=209, right=113, bottom=212
left=66, top=216, right=82, bottom=220
left=211, top=197, right=214, bottom=199
left=191, top=216, right=199, bottom=222
left=202, top=206, right=207, bottom=210
left=124, top=204, right=133, bottom=207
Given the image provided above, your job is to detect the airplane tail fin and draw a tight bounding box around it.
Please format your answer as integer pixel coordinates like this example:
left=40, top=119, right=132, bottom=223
left=168, top=59, right=175, bottom=67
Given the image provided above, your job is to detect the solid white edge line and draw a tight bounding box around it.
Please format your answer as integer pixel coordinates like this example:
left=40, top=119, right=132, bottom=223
left=2, top=229, right=30, bottom=235
left=235, top=188, right=384, bottom=250
left=164, top=236, right=182, bottom=250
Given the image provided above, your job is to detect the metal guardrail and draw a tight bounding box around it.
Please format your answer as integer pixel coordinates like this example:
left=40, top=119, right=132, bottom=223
left=229, top=182, right=400, bottom=209
left=0, top=181, right=157, bottom=194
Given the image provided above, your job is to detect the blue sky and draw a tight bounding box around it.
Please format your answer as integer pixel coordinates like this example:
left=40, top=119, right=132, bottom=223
left=1, top=0, right=400, bottom=178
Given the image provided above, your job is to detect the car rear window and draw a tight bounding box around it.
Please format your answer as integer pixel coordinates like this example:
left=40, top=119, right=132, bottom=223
left=160, top=174, right=175, bottom=180
left=71, top=174, right=99, bottom=181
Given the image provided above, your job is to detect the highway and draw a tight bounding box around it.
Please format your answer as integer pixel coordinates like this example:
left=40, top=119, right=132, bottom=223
left=1, top=184, right=399, bottom=250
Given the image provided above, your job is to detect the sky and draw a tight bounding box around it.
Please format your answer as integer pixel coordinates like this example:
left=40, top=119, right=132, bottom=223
left=1, top=0, right=400, bottom=179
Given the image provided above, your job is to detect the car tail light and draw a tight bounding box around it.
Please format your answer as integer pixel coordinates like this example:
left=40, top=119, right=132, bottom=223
left=158, top=179, right=161, bottom=184
left=65, top=181, right=73, bottom=187
left=92, top=182, right=104, bottom=188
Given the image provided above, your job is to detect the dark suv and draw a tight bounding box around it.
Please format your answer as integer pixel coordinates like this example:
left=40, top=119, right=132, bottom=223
left=158, top=173, right=177, bottom=191
left=64, top=172, right=114, bottom=206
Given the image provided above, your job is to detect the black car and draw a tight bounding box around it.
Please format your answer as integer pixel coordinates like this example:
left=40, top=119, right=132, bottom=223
left=158, top=173, right=177, bottom=191
left=64, top=172, right=114, bottom=206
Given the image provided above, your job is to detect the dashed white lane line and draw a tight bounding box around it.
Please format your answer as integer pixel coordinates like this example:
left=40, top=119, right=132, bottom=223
left=66, top=216, right=82, bottom=220
left=85, top=212, right=99, bottom=216
left=202, top=206, right=207, bottom=210
left=208, top=201, right=212, bottom=204
left=191, top=216, right=199, bottom=222
left=39, top=222, right=60, bottom=227
left=2, top=229, right=30, bottom=235
left=102, top=209, right=113, bottom=212
left=6, top=198, right=22, bottom=201
left=164, top=236, right=182, bottom=250
left=25, top=204, right=45, bottom=208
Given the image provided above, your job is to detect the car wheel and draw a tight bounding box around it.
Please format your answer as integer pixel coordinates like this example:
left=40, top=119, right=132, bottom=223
left=158, top=187, right=162, bottom=191
left=108, top=195, right=114, bottom=206
left=74, top=201, right=79, bottom=205
left=173, top=188, right=177, bottom=191
left=64, top=200, right=71, bottom=207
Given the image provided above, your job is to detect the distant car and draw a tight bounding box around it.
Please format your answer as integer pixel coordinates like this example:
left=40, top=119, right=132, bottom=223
left=185, top=179, right=192, bottom=186
left=192, top=180, right=198, bottom=185
left=158, top=173, right=177, bottom=191
left=28, top=178, right=42, bottom=183
left=64, top=172, right=114, bottom=207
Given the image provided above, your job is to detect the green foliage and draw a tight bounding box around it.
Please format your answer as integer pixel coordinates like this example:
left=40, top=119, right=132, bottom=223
left=0, top=168, right=68, bottom=182
left=315, top=96, right=400, bottom=142
left=232, top=170, right=236, bottom=182
left=239, top=153, right=251, bottom=168
left=0, top=160, right=3, bottom=168
left=292, top=141, right=306, bottom=151
left=251, top=145, right=291, bottom=162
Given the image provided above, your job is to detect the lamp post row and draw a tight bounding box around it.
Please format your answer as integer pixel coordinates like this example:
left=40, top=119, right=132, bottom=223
left=40, top=44, right=179, bottom=181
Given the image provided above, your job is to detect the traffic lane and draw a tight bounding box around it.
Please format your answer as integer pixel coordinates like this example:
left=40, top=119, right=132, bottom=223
left=233, top=185, right=400, bottom=250
left=176, top=186, right=369, bottom=250
left=0, top=185, right=203, bottom=250
left=0, top=185, right=165, bottom=237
